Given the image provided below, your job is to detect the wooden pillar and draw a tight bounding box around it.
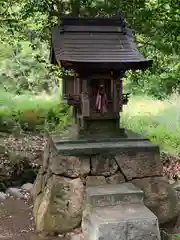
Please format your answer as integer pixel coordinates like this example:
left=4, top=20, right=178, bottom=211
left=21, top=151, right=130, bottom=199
left=114, top=78, right=122, bottom=113
left=81, top=78, right=90, bottom=117
left=111, top=79, right=114, bottom=100
left=119, top=79, right=123, bottom=112
left=74, top=71, right=80, bottom=96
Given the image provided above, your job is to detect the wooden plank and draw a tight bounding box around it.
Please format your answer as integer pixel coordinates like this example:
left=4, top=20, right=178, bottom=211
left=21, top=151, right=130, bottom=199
left=62, top=38, right=130, bottom=42
left=62, top=33, right=123, bottom=38
left=59, top=49, right=139, bottom=54
left=61, top=45, right=134, bottom=50
left=58, top=52, right=141, bottom=58
left=59, top=58, right=141, bottom=62
left=61, top=40, right=134, bottom=45
left=60, top=16, right=125, bottom=27
left=60, top=56, right=140, bottom=60
left=56, top=36, right=135, bottom=45
left=59, top=47, right=138, bottom=52
left=61, top=33, right=129, bottom=37
left=57, top=51, right=142, bottom=58
left=62, top=36, right=123, bottom=41
left=60, top=53, right=139, bottom=57
left=60, top=49, right=139, bottom=53
left=55, top=51, right=141, bottom=59
left=61, top=43, right=134, bottom=48
left=59, top=55, right=140, bottom=59
left=61, top=32, right=129, bottom=37
left=60, top=57, right=140, bottom=61
left=64, top=26, right=124, bottom=32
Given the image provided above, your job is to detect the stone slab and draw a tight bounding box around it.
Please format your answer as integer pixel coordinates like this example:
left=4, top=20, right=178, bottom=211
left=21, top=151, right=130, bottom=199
left=86, top=204, right=160, bottom=240
left=55, top=139, right=158, bottom=156
left=86, top=183, right=144, bottom=207
left=116, top=148, right=162, bottom=180
left=52, top=129, right=148, bottom=144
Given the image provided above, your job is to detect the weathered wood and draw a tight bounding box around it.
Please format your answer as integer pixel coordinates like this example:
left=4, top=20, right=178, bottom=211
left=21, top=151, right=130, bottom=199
left=51, top=16, right=153, bottom=138
left=52, top=17, right=153, bottom=70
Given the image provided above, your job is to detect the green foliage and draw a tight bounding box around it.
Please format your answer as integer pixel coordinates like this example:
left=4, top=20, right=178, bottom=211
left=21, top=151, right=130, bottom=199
left=0, top=90, right=70, bottom=132
left=124, top=33, right=180, bottom=98
left=0, top=41, right=60, bottom=94
left=121, top=94, right=180, bottom=154
left=1, top=0, right=179, bottom=98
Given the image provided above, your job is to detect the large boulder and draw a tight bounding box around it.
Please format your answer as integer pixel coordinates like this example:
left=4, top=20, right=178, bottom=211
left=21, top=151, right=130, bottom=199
left=132, top=177, right=180, bottom=224
left=34, top=175, right=85, bottom=234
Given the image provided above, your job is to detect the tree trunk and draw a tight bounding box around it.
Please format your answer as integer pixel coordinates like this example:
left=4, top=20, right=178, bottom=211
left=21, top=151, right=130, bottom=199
left=70, top=0, right=81, bottom=15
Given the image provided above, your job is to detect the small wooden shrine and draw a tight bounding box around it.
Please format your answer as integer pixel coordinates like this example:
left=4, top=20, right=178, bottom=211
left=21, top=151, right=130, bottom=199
left=51, top=16, right=153, bottom=138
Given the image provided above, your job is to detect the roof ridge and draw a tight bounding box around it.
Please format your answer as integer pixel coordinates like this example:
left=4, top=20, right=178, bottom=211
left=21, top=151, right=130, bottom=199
left=59, top=16, right=126, bottom=28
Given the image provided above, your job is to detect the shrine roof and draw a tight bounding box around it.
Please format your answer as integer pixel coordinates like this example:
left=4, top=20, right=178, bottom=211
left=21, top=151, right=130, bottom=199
left=51, top=16, right=153, bottom=70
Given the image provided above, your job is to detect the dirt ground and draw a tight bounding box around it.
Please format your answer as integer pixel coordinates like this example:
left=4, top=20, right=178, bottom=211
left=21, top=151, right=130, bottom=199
left=0, top=197, right=68, bottom=240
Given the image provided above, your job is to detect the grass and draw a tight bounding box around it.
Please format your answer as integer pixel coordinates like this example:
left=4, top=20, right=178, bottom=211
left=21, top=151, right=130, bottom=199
left=0, top=90, right=57, bottom=119
left=121, top=93, right=180, bottom=155
left=0, top=88, right=179, bottom=155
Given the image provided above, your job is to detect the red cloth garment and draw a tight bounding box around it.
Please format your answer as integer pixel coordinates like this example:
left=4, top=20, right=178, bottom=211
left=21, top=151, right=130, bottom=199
left=96, top=92, right=102, bottom=111
left=95, top=85, right=108, bottom=113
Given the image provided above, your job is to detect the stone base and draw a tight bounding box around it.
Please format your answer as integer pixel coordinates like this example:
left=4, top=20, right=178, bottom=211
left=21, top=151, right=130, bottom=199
left=86, top=183, right=144, bottom=207
left=51, top=129, right=149, bottom=156
left=83, top=183, right=160, bottom=240
left=87, top=205, right=160, bottom=240
left=32, top=130, right=180, bottom=234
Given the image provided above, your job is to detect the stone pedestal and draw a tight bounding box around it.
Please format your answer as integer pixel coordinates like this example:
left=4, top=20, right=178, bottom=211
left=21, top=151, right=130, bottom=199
left=32, top=129, right=180, bottom=234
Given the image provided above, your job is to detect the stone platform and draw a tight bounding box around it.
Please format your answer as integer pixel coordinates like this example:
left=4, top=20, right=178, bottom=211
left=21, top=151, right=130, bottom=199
left=32, top=130, right=180, bottom=234
left=51, top=129, right=149, bottom=156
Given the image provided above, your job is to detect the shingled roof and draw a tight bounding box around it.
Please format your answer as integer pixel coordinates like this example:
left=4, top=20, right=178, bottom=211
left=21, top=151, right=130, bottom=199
left=51, top=16, right=153, bottom=71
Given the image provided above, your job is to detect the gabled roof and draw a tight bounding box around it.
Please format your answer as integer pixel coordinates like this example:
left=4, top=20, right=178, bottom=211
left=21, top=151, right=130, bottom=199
left=51, top=16, right=153, bottom=71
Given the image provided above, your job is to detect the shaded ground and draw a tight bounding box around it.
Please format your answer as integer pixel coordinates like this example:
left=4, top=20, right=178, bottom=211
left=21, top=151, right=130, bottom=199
left=0, top=132, right=179, bottom=239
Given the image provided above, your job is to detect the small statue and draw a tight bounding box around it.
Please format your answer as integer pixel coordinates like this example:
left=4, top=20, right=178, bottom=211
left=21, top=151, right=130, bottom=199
left=95, top=84, right=108, bottom=114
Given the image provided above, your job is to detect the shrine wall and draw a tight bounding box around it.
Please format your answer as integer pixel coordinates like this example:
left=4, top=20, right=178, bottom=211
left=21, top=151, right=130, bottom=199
left=32, top=135, right=180, bottom=234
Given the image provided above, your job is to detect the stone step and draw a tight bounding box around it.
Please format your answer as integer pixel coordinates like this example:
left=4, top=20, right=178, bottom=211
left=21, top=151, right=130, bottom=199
left=86, top=183, right=144, bottom=207
left=84, top=204, right=161, bottom=240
